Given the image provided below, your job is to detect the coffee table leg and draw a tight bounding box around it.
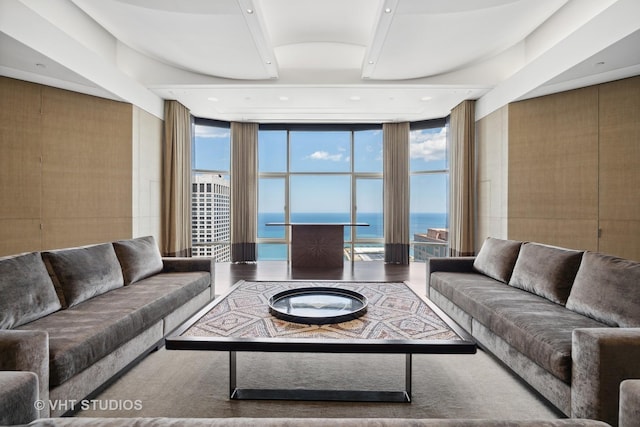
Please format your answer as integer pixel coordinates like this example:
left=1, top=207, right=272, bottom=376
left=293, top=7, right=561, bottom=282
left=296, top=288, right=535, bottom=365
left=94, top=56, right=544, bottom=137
left=228, top=352, right=412, bottom=402
left=229, top=351, right=237, bottom=398
left=406, top=353, right=412, bottom=401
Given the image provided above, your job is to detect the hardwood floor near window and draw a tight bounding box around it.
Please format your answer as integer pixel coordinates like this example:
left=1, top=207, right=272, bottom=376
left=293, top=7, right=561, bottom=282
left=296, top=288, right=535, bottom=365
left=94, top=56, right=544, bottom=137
left=214, top=261, right=426, bottom=296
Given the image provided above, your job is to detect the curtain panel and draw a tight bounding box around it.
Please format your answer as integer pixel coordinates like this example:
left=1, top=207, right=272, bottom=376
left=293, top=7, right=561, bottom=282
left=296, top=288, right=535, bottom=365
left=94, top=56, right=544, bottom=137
left=449, top=100, right=476, bottom=257
left=230, top=122, right=258, bottom=262
left=162, top=100, right=192, bottom=257
left=383, top=122, right=410, bottom=264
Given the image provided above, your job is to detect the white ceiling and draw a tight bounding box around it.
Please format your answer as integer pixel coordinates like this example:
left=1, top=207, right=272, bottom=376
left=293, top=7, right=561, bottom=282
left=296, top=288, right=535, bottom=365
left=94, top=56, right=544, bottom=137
left=1, top=0, right=639, bottom=123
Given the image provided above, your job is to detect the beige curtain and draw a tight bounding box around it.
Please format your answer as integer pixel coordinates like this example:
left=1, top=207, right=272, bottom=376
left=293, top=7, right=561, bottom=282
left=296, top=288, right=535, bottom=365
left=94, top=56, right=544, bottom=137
left=231, top=122, right=258, bottom=262
left=162, top=100, right=192, bottom=257
left=383, top=122, right=410, bottom=264
left=449, top=100, right=476, bottom=256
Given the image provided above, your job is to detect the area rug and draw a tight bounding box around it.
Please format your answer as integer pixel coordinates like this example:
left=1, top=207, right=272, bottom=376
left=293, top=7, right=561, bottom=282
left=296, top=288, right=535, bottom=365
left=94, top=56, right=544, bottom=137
left=183, top=280, right=462, bottom=341
left=75, top=280, right=562, bottom=420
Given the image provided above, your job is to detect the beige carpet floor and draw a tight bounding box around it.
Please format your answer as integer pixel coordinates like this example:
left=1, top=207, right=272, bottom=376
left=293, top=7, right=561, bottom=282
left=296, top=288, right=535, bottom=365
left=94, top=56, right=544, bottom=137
left=75, top=347, right=562, bottom=420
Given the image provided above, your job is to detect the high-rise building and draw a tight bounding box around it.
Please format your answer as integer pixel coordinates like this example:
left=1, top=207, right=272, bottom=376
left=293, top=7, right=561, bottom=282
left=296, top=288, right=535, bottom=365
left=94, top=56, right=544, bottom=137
left=191, top=174, right=231, bottom=260
left=413, top=228, right=448, bottom=261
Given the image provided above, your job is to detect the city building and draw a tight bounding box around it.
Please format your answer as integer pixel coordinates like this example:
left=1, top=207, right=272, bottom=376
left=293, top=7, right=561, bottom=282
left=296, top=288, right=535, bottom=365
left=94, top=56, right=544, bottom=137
left=413, top=228, right=449, bottom=261
left=191, top=174, right=231, bottom=260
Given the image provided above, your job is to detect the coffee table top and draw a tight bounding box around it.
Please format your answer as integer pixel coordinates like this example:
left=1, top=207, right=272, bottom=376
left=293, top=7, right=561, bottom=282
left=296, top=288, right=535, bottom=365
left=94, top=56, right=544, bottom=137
left=166, top=280, right=475, bottom=354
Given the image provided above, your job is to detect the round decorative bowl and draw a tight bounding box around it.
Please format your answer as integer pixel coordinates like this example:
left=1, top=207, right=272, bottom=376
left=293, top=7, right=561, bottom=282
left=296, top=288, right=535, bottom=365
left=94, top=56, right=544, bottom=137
left=268, top=287, right=368, bottom=325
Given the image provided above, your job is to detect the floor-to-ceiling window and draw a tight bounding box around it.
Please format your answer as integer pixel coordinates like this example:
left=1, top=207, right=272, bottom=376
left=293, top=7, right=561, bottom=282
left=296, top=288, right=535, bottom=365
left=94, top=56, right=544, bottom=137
left=257, top=125, right=383, bottom=261
left=409, top=119, right=449, bottom=261
left=191, top=118, right=231, bottom=260
left=191, top=119, right=448, bottom=263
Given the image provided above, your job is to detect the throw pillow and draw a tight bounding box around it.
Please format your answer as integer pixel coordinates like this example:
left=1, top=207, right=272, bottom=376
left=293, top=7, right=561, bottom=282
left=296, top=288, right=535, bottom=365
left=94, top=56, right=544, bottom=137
left=0, top=252, right=61, bottom=328
left=43, top=243, right=124, bottom=308
left=566, top=251, right=640, bottom=327
left=473, top=237, right=522, bottom=283
left=509, top=243, right=583, bottom=305
left=112, top=236, right=163, bottom=285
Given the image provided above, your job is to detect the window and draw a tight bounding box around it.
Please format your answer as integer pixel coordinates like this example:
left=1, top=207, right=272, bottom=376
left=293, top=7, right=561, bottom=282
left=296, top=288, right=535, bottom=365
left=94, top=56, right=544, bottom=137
left=258, top=126, right=383, bottom=261
left=409, top=119, right=449, bottom=262
left=191, top=118, right=448, bottom=264
left=191, top=119, right=231, bottom=260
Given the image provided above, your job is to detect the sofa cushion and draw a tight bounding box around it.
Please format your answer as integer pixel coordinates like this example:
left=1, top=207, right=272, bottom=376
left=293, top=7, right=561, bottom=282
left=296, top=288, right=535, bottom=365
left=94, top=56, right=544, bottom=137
left=566, top=251, right=640, bottom=327
left=17, top=271, right=210, bottom=386
left=0, top=252, right=61, bottom=329
left=473, top=237, right=522, bottom=283
left=113, top=236, right=163, bottom=285
left=17, top=296, right=146, bottom=387
left=116, top=272, right=211, bottom=330
left=43, top=243, right=124, bottom=308
left=430, top=271, right=607, bottom=383
left=509, top=243, right=583, bottom=305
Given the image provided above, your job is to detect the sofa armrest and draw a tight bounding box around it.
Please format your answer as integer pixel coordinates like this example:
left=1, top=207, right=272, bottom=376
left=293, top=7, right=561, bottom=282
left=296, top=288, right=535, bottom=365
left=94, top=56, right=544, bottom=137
left=162, top=257, right=214, bottom=274
left=427, top=257, right=476, bottom=275
left=0, top=330, right=49, bottom=418
left=162, top=257, right=215, bottom=293
left=0, top=371, right=39, bottom=425
left=427, top=257, right=476, bottom=294
left=620, top=379, right=640, bottom=427
left=572, top=328, right=640, bottom=426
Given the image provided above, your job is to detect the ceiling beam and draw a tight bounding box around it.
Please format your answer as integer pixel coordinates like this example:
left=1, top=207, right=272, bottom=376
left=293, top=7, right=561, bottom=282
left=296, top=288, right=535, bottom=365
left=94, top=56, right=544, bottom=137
left=475, top=0, right=640, bottom=120
left=0, top=0, right=164, bottom=118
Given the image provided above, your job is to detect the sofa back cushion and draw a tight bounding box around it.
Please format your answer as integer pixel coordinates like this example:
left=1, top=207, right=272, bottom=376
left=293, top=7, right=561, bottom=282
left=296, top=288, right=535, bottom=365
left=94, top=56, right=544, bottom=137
left=566, top=251, right=640, bottom=327
left=112, top=236, right=163, bottom=285
left=0, top=252, right=62, bottom=329
left=473, top=237, right=522, bottom=283
left=43, top=243, right=124, bottom=308
left=509, top=243, right=584, bottom=305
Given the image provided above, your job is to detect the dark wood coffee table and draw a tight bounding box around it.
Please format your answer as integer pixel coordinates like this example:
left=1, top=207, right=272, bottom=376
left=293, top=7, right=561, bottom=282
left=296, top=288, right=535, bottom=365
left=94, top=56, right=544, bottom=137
left=166, top=280, right=475, bottom=403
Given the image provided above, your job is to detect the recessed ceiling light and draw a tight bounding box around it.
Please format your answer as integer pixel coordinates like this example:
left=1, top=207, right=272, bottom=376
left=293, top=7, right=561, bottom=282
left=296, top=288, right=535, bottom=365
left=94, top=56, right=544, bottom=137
left=421, top=96, right=433, bottom=101
left=207, top=97, right=219, bottom=102
left=246, top=9, right=254, bottom=14
left=384, top=7, right=392, bottom=13
left=279, top=96, right=289, bottom=101
left=368, top=60, right=374, bottom=65
left=349, top=96, right=361, bottom=101
left=266, top=60, right=272, bottom=65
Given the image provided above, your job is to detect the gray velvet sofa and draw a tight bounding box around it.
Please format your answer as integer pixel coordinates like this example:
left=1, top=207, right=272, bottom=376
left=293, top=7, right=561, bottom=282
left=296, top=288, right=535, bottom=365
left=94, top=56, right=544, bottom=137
left=0, top=236, right=214, bottom=419
left=427, top=237, right=640, bottom=427
left=8, top=375, right=640, bottom=427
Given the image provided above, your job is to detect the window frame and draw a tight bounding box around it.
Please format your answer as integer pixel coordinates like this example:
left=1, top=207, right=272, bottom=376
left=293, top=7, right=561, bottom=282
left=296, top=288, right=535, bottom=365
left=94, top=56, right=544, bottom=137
left=257, top=124, right=383, bottom=261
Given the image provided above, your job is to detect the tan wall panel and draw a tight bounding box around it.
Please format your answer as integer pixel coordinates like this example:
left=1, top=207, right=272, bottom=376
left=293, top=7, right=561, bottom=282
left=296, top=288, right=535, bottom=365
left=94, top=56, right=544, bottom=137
left=0, top=78, right=42, bottom=220
left=41, top=218, right=131, bottom=251
left=507, top=87, right=599, bottom=247
left=508, top=87, right=599, bottom=220
left=599, top=76, right=640, bottom=221
left=508, top=218, right=598, bottom=251
left=598, top=76, right=640, bottom=261
left=0, top=220, right=41, bottom=257
left=0, top=77, right=135, bottom=255
left=598, top=220, right=640, bottom=261
left=41, top=88, right=132, bottom=220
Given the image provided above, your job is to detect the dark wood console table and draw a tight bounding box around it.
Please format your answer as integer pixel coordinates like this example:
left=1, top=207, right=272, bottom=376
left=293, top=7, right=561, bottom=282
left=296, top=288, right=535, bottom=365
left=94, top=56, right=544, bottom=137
left=266, top=223, right=369, bottom=268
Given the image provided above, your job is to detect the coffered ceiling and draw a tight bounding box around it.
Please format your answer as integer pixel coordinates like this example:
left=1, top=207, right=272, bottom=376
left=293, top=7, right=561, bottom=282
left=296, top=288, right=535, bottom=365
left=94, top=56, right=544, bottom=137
left=1, top=0, right=639, bottom=123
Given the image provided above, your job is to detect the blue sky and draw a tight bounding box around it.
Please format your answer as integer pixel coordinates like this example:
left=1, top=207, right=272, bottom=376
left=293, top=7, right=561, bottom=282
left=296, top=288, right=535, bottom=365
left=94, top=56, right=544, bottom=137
left=193, top=125, right=448, bottom=214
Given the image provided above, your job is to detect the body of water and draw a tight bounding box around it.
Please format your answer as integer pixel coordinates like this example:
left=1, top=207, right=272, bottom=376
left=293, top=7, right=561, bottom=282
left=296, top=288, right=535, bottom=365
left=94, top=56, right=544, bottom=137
left=257, top=212, right=447, bottom=260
